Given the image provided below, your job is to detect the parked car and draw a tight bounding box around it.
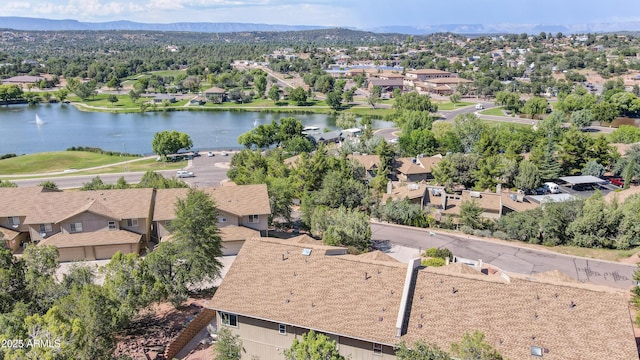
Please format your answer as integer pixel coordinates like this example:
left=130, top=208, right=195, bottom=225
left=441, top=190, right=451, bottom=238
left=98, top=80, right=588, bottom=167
left=543, top=182, right=560, bottom=194
left=609, top=177, right=624, bottom=187
left=176, top=170, right=195, bottom=178
left=220, top=151, right=229, bottom=156
left=207, top=151, right=215, bottom=157
left=475, top=103, right=484, bottom=110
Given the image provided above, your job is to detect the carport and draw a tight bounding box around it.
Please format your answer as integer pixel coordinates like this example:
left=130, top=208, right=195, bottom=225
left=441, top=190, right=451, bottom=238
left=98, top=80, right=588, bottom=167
left=559, top=175, right=607, bottom=191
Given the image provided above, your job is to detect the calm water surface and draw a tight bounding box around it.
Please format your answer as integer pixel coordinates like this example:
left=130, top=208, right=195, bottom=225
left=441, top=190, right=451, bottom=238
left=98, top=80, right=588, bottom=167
left=0, top=104, right=394, bottom=155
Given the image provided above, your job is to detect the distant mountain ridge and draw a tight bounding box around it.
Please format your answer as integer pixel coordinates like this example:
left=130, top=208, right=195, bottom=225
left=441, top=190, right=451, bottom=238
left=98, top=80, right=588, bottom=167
left=2, top=16, right=640, bottom=34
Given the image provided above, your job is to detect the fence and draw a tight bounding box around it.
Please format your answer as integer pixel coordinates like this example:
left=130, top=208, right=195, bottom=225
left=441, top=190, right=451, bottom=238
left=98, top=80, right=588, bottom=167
left=164, top=308, right=216, bottom=360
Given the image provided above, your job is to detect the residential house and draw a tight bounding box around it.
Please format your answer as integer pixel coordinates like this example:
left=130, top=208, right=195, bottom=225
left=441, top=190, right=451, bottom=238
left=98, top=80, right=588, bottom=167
left=0, top=187, right=154, bottom=261
left=347, top=154, right=381, bottom=180
left=382, top=183, right=429, bottom=209
left=309, top=130, right=343, bottom=144
left=152, top=94, right=176, bottom=103
left=208, top=237, right=638, bottom=360
left=152, top=185, right=271, bottom=255
left=430, top=188, right=539, bottom=222
left=395, top=156, right=442, bottom=182
left=203, top=87, right=227, bottom=103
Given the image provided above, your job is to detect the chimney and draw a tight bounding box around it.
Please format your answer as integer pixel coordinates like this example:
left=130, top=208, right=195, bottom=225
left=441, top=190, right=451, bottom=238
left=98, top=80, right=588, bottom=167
left=386, top=180, right=392, bottom=194
left=395, top=258, right=421, bottom=337
left=496, top=184, right=502, bottom=194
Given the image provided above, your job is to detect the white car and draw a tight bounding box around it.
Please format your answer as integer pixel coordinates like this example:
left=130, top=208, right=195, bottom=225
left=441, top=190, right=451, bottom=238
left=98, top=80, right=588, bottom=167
left=220, top=151, right=229, bottom=156
left=176, top=170, right=195, bottom=178
left=389, top=138, right=398, bottom=144
left=475, top=103, right=484, bottom=110
left=207, top=151, right=215, bottom=157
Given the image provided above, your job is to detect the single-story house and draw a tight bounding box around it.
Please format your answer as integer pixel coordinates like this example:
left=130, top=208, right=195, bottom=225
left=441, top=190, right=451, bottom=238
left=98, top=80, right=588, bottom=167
left=309, top=130, right=343, bottom=144
left=382, top=183, right=429, bottom=209
left=347, top=154, right=381, bottom=180
left=153, top=94, right=176, bottom=103
left=368, top=78, right=404, bottom=94
left=1, top=75, right=44, bottom=88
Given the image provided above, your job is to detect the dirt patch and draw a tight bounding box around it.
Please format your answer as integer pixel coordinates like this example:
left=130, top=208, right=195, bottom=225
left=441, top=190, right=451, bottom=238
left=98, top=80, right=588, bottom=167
left=114, top=299, right=207, bottom=360
left=620, top=251, right=640, bottom=265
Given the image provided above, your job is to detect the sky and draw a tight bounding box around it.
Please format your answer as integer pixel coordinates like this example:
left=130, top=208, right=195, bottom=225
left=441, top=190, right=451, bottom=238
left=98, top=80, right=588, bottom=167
left=4, top=0, right=640, bottom=28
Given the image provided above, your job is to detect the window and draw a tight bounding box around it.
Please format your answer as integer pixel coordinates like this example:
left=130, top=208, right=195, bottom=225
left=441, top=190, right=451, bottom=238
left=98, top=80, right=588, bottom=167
left=126, top=218, right=138, bottom=227
left=218, top=217, right=227, bottom=223
left=39, top=223, right=52, bottom=233
left=108, top=221, right=116, bottom=230
left=373, top=343, right=383, bottom=355
left=248, top=214, right=259, bottom=223
left=70, top=222, right=83, bottom=233
left=220, top=312, right=238, bottom=327
left=278, top=323, right=287, bottom=335
left=7, top=216, right=19, bottom=227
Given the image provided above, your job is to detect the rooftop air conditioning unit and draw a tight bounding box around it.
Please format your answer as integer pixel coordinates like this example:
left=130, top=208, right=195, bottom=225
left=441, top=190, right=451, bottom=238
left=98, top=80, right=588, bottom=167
left=470, top=191, right=481, bottom=198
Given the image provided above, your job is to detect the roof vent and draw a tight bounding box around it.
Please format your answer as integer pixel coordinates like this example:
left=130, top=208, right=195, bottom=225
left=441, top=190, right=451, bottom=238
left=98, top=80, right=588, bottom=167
left=301, top=248, right=312, bottom=256
left=451, top=287, right=458, bottom=295
left=378, top=316, right=383, bottom=322
left=531, top=346, right=543, bottom=357
left=281, top=254, right=288, bottom=261
left=417, top=323, right=423, bottom=329
left=569, top=300, right=576, bottom=309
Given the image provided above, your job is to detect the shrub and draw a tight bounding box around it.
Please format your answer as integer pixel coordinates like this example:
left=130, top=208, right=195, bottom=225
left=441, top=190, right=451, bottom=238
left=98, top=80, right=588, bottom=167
left=492, top=230, right=510, bottom=240
left=473, top=229, right=492, bottom=237
left=421, top=257, right=446, bottom=267
left=460, top=225, right=474, bottom=235
left=423, top=247, right=454, bottom=261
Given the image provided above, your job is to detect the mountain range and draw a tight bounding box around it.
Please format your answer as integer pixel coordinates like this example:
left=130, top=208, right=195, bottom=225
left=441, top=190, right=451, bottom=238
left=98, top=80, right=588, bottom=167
left=2, top=16, right=640, bottom=35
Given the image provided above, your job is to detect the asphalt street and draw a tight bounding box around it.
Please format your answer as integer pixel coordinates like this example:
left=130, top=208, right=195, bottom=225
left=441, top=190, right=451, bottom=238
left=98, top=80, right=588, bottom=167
left=371, top=222, right=637, bottom=290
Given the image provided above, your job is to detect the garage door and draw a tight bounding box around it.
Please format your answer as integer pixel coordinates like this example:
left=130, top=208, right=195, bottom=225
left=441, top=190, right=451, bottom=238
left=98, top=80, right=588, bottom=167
left=222, top=241, right=244, bottom=256
left=58, top=247, right=87, bottom=262
left=94, top=244, right=131, bottom=260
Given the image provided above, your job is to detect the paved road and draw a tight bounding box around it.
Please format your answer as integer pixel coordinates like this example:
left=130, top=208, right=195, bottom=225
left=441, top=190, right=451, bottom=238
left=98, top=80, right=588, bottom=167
left=371, top=222, right=637, bottom=289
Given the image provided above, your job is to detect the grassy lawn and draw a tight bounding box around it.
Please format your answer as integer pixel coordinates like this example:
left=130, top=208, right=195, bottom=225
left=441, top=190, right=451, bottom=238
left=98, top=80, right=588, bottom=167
left=0, top=152, right=142, bottom=175
left=436, top=101, right=474, bottom=110
left=69, top=94, right=152, bottom=108
left=73, top=158, right=184, bottom=175
left=480, top=107, right=507, bottom=116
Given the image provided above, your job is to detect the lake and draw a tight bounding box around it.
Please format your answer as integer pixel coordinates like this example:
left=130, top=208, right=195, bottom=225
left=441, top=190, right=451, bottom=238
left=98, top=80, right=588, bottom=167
left=0, top=104, right=395, bottom=155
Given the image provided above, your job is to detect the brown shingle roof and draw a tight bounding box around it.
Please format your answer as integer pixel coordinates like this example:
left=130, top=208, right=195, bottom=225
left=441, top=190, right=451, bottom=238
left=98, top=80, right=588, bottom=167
left=424, top=77, right=473, bottom=85
left=408, top=69, right=451, bottom=75
left=396, top=156, right=442, bottom=175
left=404, top=268, right=637, bottom=360
left=204, top=86, right=226, bottom=94
left=0, top=188, right=153, bottom=224
left=209, top=237, right=408, bottom=345
left=39, top=230, right=141, bottom=248
left=347, top=154, right=380, bottom=171
left=219, top=226, right=260, bottom=242
left=382, top=183, right=426, bottom=203
left=209, top=238, right=637, bottom=359
left=153, top=185, right=271, bottom=221
left=0, top=226, right=20, bottom=241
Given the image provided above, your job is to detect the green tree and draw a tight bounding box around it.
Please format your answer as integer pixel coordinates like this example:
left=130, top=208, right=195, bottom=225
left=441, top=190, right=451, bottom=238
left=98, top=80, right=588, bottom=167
left=129, top=89, right=140, bottom=103
left=136, top=170, right=189, bottom=189
left=266, top=176, right=294, bottom=225
left=147, top=189, right=223, bottom=306
left=107, top=94, right=119, bottom=105
left=450, top=331, right=503, bottom=360
left=289, top=86, right=308, bottom=105
left=514, top=160, right=541, bottom=192
left=570, top=109, right=593, bottom=129
left=558, top=126, right=593, bottom=175
left=399, top=129, right=437, bottom=157
left=315, top=170, right=367, bottom=209
left=581, top=159, right=605, bottom=177
left=215, top=327, right=242, bottom=360
left=268, top=85, right=280, bottom=104
left=368, top=85, right=382, bottom=108
left=449, top=93, right=461, bottom=108
left=312, top=206, right=371, bottom=251
left=326, top=91, right=343, bottom=110
left=22, top=244, right=60, bottom=312
left=336, top=112, right=357, bottom=130
left=152, top=130, right=193, bottom=158
left=609, top=125, right=640, bottom=144
left=460, top=200, right=483, bottom=230
left=74, top=80, right=97, bottom=100
left=453, top=113, right=484, bottom=153
left=568, top=192, right=620, bottom=248
left=522, top=96, right=548, bottom=119
left=254, top=74, right=267, bottom=98
left=0, top=247, right=27, bottom=313
left=395, top=340, right=451, bottom=360
left=284, top=330, right=345, bottom=360
left=54, top=88, right=68, bottom=103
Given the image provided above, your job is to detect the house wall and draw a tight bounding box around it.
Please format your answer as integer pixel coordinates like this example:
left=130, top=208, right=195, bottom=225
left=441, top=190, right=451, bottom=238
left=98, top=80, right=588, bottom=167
left=119, top=217, right=149, bottom=242
left=3, top=216, right=28, bottom=233
left=217, top=210, right=239, bottom=227
left=60, top=213, right=115, bottom=234
left=3, top=232, right=28, bottom=252
left=28, top=223, right=62, bottom=243
left=240, top=214, right=268, bottom=231
left=218, top=314, right=397, bottom=359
